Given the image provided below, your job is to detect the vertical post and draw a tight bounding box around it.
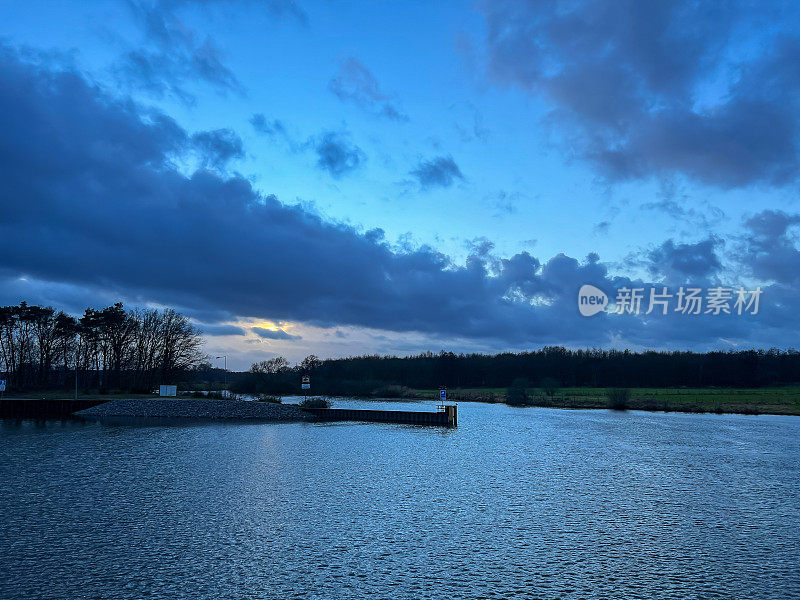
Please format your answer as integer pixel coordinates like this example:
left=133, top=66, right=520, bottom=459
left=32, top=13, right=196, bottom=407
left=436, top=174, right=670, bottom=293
left=447, top=405, right=457, bottom=427
left=74, top=334, right=80, bottom=401
left=215, top=355, right=228, bottom=393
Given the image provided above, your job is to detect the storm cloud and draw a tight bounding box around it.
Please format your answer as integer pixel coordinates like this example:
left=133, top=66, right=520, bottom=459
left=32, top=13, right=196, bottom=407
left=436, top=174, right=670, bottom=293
left=251, top=327, right=301, bottom=340
left=191, top=128, right=245, bottom=169
left=647, top=239, right=723, bottom=282
left=738, top=210, right=800, bottom=285
left=478, top=0, right=800, bottom=189
left=201, top=324, right=247, bottom=336
left=0, top=44, right=797, bottom=350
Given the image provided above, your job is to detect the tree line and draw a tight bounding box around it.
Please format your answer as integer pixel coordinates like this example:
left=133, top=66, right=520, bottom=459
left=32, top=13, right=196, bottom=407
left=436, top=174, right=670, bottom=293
left=0, top=302, right=206, bottom=392
left=6, top=298, right=797, bottom=395
left=233, top=347, right=800, bottom=395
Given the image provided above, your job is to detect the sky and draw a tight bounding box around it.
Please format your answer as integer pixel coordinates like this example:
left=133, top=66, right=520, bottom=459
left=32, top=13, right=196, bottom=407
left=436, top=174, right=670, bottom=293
left=1, top=0, right=800, bottom=369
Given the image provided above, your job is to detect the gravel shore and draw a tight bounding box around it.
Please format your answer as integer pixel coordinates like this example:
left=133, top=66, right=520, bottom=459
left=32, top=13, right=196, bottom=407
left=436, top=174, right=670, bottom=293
left=77, top=398, right=315, bottom=421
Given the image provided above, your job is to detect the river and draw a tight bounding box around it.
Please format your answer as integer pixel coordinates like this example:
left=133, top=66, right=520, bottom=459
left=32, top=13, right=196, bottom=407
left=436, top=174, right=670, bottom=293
left=1, top=400, right=798, bottom=599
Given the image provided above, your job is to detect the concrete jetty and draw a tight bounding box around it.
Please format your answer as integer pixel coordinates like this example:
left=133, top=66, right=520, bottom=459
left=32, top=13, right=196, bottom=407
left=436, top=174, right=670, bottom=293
left=1, top=397, right=457, bottom=427
left=302, top=405, right=457, bottom=427
left=76, top=398, right=313, bottom=421
left=0, top=398, right=108, bottom=419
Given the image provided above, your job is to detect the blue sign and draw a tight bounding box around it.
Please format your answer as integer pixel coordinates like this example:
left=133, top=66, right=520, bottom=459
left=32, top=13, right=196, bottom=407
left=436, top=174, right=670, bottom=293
left=439, top=389, right=446, bottom=400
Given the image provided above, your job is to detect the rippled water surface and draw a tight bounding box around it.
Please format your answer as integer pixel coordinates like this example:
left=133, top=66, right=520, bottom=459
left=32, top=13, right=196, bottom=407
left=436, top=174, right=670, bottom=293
left=1, top=401, right=799, bottom=599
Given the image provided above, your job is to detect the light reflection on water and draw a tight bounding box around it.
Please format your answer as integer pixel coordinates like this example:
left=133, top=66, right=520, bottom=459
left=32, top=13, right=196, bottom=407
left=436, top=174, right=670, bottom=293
left=1, top=403, right=798, bottom=599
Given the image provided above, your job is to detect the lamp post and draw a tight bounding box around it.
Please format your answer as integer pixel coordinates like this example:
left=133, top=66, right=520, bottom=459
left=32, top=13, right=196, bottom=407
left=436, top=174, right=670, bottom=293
left=215, top=355, right=227, bottom=389
left=74, top=334, right=81, bottom=401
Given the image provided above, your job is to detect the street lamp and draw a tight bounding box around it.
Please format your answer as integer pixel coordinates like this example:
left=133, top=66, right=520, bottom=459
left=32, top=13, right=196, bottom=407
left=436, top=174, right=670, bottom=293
left=215, top=355, right=227, bottom=389
left=74, top=333, right=81, bottom=401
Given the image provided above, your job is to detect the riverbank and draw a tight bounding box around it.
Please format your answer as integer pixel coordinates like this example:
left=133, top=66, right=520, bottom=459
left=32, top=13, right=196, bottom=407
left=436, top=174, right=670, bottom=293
left=6, top=387, right=800, bottom=416
left=399, top=386, right=800, bottom=415
left=76, top=398, right=314, bottom=421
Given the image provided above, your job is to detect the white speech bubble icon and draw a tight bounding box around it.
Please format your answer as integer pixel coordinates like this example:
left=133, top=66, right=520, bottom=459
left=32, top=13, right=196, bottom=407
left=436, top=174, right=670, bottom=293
left=578, top=284, right=608, bottom=316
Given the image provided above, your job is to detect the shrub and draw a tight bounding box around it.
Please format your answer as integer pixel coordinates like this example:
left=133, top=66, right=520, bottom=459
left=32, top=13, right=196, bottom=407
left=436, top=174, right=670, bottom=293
left=299, top=396, right=332, bottom=409
left=606, top=388, right=631, bottom=410
left=540, top=377, right=560, bottom=398
left=506, top=378, right=530, bottom=406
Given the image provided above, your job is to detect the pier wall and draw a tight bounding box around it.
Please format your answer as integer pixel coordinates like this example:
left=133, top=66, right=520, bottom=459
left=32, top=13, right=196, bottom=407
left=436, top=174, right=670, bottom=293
left=0, top=398, right=109, bottom=419
left=302, top=406, right=457, bottom=427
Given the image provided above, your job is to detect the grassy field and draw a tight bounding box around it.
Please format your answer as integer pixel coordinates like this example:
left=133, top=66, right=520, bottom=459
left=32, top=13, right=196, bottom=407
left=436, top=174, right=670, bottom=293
left=413, top=386, right=800, bottom=415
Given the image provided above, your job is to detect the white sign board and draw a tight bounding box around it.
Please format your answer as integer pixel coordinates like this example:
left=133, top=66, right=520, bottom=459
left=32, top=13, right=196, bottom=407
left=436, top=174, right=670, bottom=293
left=159, top=385, right=177, bottom=397
left=0, top=380, right=5, bottom=392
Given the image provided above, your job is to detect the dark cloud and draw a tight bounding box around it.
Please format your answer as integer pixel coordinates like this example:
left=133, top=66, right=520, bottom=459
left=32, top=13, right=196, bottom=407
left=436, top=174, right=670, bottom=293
left=0, top=45, right=796, bottom=350
left=249, top=113, right=288, bottom=138
left=738, top=210, right=800, bottom=285
left=410, top=155, right=464, bottom=189
left=251, top=327, right=301, bottom=340
left=312, top=132, right=365, bottom=178
left=117, top=0, right=247, bottom=102
left=191, top=128, right=244, bottom=169
left=478, top=0, right=800, bottom=189
left=328, top=58, right=407, bottom=121
left=646, top=239, right=722, bottom=282
left=200, top=324, right=246, bottom=336
left=251, top=115, right=362, bottom=176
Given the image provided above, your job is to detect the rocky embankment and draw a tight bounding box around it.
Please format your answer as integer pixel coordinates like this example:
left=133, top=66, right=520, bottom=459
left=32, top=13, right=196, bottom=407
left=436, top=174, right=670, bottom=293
left=77, top=398, right=315, bottom=421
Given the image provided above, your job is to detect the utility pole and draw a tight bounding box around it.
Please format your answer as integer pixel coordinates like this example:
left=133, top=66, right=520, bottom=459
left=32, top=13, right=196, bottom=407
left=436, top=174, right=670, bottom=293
left=215, top=355, right=227, bottom=388
left=74, top=334, right=81, bottom=401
